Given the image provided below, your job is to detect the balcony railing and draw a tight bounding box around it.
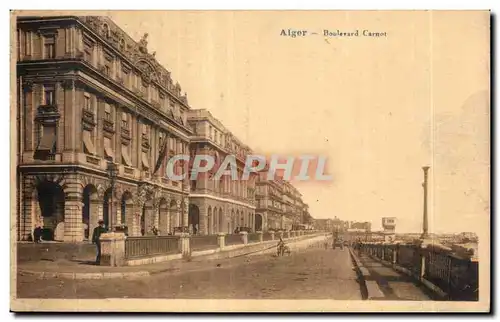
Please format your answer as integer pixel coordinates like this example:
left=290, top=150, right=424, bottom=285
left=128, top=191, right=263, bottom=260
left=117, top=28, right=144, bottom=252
left=86, top=155, right=100, bottom=165
left=263, top=232, right=273, bottom=241
left=225, top=234, right=244, bottom=246
left=82, top=109, right=96, bottom=127
left=121, top=127, right=131, bottom=141
left=125, top=235, right=180, bottom=259
left=247, top=233, right=261, bottom=243
left=123, top=166, right=134, bottom=175
left=108, top=230, right=320, bottom=265
left=190, top=235, right=219, bottom=251
left=103, top=119, right=115, bottom=133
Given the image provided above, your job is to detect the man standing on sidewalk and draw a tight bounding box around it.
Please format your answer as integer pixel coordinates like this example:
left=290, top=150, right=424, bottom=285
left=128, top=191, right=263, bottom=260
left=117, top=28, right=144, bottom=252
left=91, top=220, right=107, bottom=265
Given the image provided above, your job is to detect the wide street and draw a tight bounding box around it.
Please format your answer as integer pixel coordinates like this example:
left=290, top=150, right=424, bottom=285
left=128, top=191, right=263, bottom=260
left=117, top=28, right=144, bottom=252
left=17, top=244, right=362, bottom=300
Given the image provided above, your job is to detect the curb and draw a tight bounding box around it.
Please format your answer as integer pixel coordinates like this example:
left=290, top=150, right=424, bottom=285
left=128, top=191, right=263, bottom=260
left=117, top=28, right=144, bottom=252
left=18, top=269, right=151, bottom=280
left=347, top=247, right=369, bottom=300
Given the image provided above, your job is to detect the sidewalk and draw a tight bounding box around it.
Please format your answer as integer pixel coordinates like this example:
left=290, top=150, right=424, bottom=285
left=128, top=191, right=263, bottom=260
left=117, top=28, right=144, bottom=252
left=349, top=249, right=437, bottom=301
left=17, top=251, right=278, bottom=280
left=17, top=235, right=326, bottom=280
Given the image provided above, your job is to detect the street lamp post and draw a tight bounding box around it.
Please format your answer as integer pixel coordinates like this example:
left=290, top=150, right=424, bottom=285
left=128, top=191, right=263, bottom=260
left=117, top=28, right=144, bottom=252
left=421, top=166, right=430, bottom=240
left=107, top=161, right=118, bottom=232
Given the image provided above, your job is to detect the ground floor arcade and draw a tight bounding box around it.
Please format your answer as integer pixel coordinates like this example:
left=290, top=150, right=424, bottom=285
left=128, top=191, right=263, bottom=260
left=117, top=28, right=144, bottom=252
left=18, top=170, right=188, bottom=242
left=188, top=196, right=259, bottom=234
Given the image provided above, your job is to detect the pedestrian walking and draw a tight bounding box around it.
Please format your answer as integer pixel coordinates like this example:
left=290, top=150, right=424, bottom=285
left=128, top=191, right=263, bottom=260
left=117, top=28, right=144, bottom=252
left=277, top=237, right=286, bottom=256
left=33, top=224, right=42, bottom=243
left=91, top=220, right=107, bottom=265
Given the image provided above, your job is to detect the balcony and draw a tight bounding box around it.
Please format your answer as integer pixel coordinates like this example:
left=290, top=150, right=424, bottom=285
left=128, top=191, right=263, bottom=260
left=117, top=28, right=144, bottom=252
left=103, top=119, right=115, bottom=133
left=141, top=135, right=150, bottom=149
left=82, top=109, right=96, bottom=129
left=151, top=100, right=161, bottom=109
left=121, top=127, right=131, bottom=141
left=123, top=166, right=134, bottom=176
left=86, top=154, right=100, bottom=165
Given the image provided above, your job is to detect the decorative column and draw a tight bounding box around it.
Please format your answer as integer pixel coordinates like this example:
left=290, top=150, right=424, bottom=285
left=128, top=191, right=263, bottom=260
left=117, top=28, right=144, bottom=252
left=181, top=142, right=188, bottom=189
left=143, top=202, right=153, bottom=234
left=133, top=190, right=146, bottom=237
left=99, top=232, right=126, bottom=266
left=20, top=176, right=37, bottom=241
left=165, top=198, right=171, bottom=234
left=89, top=198, right=101, bottom=241
left=153, top=190, right=161, bottom=229
left=179, top=233, right=191, bottom=257
left=421, top=166, right=430, bottom=240
left=240, top=231, right=248, bottom=244
left=176, top=199, right=182, bottom=228
left=257, top=231, right=263, bottom=242
left=183, top=198, right=189, bottom=228
left=217, top=232, right=226, bottom=250
left=63, top=177, right=84, bottom=242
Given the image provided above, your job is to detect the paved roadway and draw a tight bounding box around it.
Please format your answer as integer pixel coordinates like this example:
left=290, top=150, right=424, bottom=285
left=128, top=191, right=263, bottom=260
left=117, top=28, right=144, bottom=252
left=17, top=244, right=362, bottom=300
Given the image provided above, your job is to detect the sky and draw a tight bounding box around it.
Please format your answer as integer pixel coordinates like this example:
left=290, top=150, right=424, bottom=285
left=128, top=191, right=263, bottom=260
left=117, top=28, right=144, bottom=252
left=107, top=11, right=489, bottom=234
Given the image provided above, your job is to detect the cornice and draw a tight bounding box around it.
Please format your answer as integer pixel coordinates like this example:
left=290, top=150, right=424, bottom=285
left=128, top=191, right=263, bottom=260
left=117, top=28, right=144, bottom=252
left=17, top=15, right=191, bottom=111
left=18, top=59, right=192, bottom=138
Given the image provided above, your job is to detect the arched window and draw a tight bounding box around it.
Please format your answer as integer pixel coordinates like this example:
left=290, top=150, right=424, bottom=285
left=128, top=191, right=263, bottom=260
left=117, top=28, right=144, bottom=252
left=103, top=24, right=110, bottom=38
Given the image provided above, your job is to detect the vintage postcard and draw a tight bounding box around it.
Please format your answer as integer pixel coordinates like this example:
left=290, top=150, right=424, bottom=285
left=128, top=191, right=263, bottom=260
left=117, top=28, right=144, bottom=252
left=10, top=10, right=490, bottom=312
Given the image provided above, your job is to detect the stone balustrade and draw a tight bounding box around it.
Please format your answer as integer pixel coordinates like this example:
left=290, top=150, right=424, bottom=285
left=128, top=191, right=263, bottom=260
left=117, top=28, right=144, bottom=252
left=99, top=230, right=319, bottom=267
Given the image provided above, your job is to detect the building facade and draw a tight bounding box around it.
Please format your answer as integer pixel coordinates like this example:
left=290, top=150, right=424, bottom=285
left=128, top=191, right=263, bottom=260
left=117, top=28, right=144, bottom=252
left=382, top=217, right=397, bottom=233
left=349, top=221, right=372, bottom=232
left=17, top=16, right=192, bottom=242
left=255, top=174, right=284, bottom=231
left=186, top=109, right=257, bottom=234
left=255, top=174, right=310, bottom=231
left=16, top=15, right=314, bottom=242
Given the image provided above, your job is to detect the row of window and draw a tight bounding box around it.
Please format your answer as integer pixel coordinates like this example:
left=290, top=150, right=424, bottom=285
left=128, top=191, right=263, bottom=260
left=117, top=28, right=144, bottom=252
left=22, top=28, right=186, bottom=125
left=207, top=124, right=249, bottom=158
left=208, top=125, right=224, bottom=145
left=22, top=30, right=55, bottom=59
left=81, top=35, right=187, bottom=124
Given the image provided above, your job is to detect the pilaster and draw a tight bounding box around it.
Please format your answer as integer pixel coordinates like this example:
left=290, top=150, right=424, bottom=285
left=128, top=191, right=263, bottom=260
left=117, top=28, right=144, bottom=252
left=63, top=176, right=84, bottom=242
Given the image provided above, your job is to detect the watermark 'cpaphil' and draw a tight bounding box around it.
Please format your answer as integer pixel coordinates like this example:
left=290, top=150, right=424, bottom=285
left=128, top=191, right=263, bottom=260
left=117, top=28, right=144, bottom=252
left=164, top=154, right=332, bottom=181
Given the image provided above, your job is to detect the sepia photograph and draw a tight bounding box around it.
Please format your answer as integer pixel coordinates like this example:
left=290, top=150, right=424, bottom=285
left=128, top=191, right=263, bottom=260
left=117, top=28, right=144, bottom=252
left=10, top=9, right=490, bottom=312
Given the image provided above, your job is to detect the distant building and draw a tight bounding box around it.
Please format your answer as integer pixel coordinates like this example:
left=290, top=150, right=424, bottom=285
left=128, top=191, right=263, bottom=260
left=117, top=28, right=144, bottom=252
left=314, top=218, right=333, bottom=231
left=459, top=232, right=477, bottom=241
left=187, top=109, right=257, bottom=234
left=382, top=217, right=396, bottom=233
left=350, top=221, right=372, bottom=232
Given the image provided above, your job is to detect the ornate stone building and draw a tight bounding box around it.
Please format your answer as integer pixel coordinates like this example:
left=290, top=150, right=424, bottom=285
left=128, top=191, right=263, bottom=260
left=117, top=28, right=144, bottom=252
left=255, top=173, right=309, bottom=231
left=255, top=173, right=284, bottom=231
left=187, top=109, right=257, bottom=234
left=16, top=16, right=192, bottom=242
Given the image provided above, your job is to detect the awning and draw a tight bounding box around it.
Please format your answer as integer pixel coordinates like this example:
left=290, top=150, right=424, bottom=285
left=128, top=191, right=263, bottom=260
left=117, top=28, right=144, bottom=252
left=37, top=126, right=56, bottom=151
left=104, top=138, right=114, bottom=161
left=121, top=147, right=132, bottom=166
left=142, top=151, right=150, bottom=169
left=82, top=131, right=96, bottom=155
